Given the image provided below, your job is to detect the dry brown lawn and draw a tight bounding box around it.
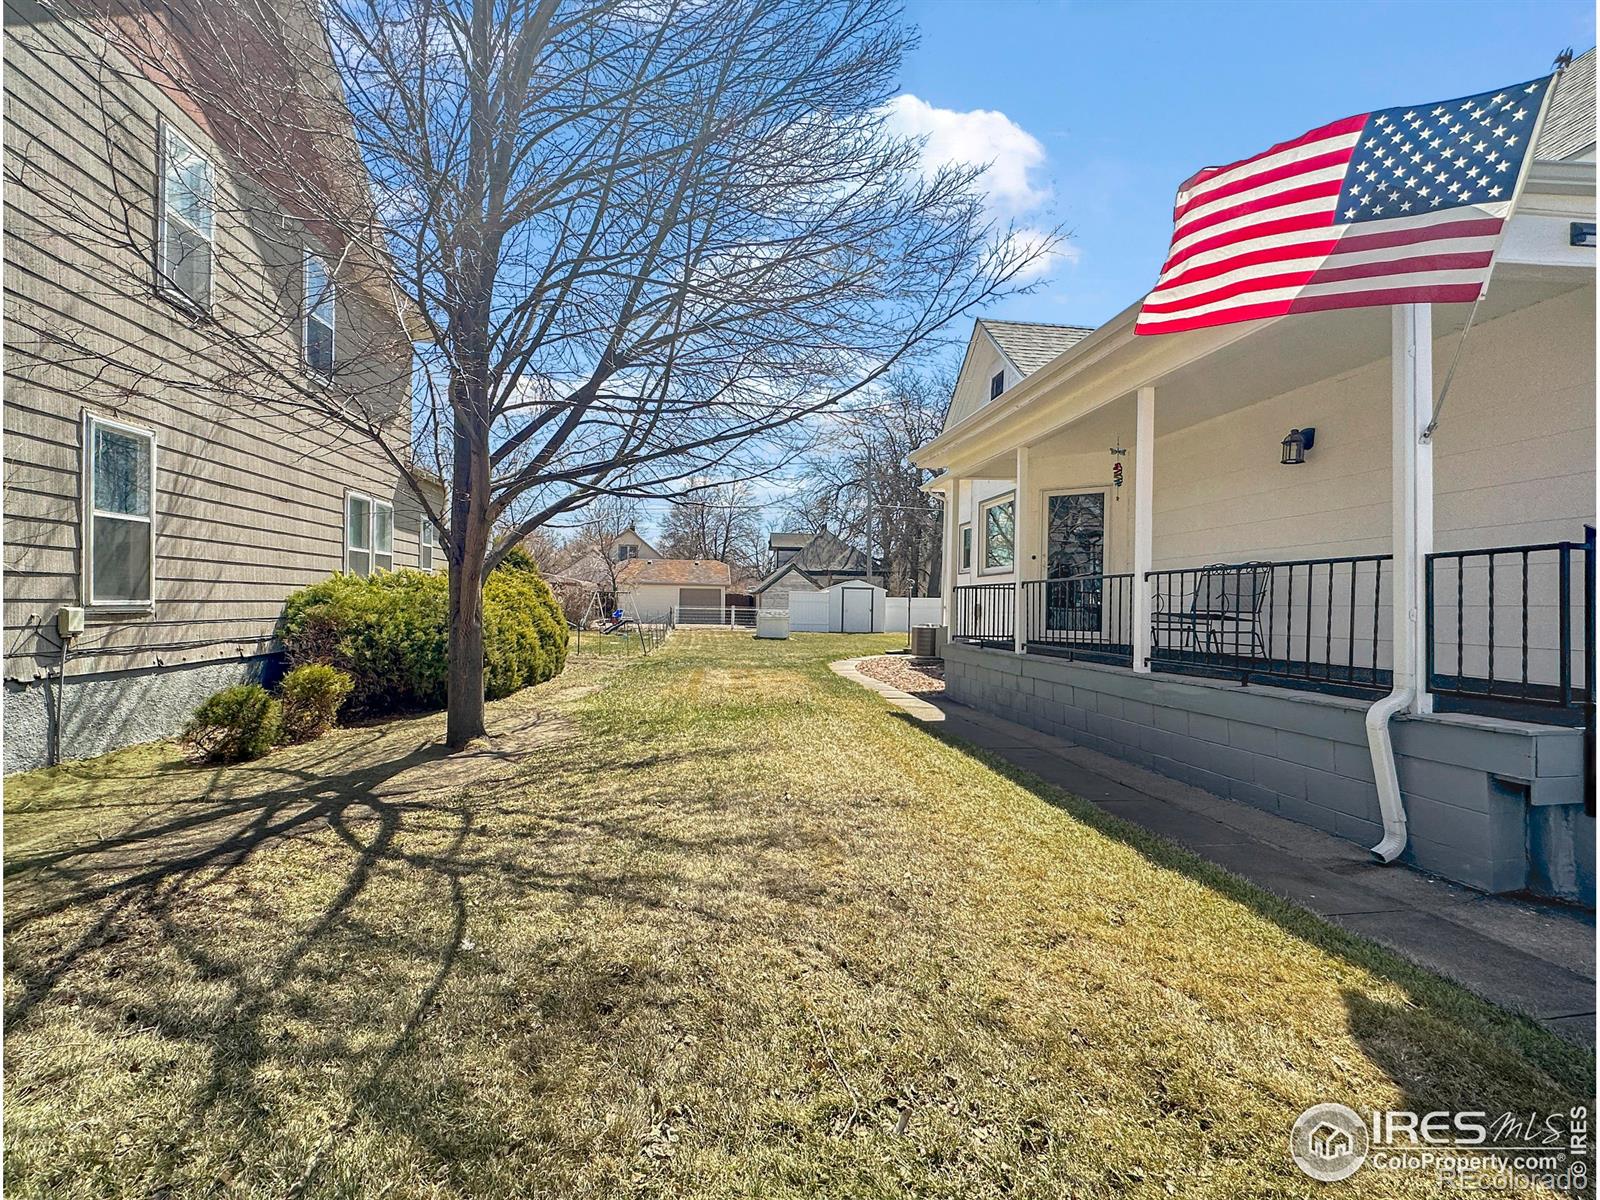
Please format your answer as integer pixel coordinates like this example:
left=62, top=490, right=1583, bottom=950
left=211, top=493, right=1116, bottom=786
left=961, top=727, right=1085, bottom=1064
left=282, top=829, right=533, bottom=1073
left=3, top=630, right=1591, bottom=1198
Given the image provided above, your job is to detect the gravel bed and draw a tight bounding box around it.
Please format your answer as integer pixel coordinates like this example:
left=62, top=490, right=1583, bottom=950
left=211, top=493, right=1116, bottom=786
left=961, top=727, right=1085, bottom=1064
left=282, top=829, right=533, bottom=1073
left=855, top=654, right=945, bottom=694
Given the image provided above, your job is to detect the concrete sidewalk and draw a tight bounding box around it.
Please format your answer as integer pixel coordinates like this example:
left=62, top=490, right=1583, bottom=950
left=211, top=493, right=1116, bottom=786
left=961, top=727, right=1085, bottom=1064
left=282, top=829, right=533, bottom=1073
left=833, top=658, right=1597, bottom=1046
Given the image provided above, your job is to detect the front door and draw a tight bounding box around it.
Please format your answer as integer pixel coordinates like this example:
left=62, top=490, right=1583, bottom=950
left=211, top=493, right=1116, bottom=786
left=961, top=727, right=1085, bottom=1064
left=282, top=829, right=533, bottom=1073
left=1045, top=492, right=1106, bottom=632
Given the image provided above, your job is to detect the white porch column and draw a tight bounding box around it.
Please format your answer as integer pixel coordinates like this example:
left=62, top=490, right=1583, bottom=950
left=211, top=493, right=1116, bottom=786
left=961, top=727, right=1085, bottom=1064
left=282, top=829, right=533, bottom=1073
left=942, top=475, right=962, bottom=633
left=1392, top=303, right=1434, bottom=714
left=1013, top=446, right=1035, bottom=653
left=1131, top=386, right=1156, bottom=673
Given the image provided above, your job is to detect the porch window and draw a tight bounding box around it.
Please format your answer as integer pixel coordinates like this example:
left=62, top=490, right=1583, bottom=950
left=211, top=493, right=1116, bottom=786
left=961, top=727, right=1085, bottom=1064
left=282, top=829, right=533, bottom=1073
left=304, top=251, right=336, bottom=376
left=981, top=497, right=1014, bottom=572
left=157, top=124, right=214, bottom=311
left=960, top=523, right=972, bottom=571
left=84, top=414, right=156, bottom=608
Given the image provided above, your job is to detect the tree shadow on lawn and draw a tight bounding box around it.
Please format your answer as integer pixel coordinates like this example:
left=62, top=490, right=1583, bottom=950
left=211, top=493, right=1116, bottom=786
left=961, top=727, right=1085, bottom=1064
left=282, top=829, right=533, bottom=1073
left=2, top=701, right=833, bottom=1196
left=908, top=716, right=1594, bottom=1118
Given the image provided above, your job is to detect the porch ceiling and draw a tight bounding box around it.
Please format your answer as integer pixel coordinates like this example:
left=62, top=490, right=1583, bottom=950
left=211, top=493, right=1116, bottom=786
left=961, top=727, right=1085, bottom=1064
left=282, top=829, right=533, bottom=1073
left=1150, top=269, right=1588, bottom=437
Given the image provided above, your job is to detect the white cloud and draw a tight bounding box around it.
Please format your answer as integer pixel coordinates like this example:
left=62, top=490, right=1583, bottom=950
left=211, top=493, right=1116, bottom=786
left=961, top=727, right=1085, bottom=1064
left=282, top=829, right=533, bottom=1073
left=884, top=94, right=1050, bottom=221
left=1006, top=226, right=1079, bottom=282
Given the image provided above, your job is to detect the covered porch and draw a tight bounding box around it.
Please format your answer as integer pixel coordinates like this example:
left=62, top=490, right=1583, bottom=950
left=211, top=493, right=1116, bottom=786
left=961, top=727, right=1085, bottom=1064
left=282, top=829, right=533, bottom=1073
left=918, top=260, right=1596, bottom=902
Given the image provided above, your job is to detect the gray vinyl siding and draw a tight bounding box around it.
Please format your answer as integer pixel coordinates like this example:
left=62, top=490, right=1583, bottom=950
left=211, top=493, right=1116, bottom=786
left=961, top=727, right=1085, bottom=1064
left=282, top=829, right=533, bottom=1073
left=3, top=0, right=429, bottom=687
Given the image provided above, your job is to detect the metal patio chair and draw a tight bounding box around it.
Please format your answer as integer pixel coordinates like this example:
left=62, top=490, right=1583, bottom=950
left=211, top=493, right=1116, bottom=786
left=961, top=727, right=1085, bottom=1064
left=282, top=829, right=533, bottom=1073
left=1152, top=561, right=1272, bottom=661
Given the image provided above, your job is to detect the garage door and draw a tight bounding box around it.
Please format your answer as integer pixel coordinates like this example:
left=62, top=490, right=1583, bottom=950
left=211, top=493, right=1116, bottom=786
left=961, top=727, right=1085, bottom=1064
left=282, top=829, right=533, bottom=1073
left=678, top=588, right=721, bottom=623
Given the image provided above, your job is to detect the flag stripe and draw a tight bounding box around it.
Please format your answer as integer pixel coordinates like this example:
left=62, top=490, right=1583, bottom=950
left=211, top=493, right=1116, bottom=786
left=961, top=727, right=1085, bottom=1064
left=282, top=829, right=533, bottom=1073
left=1137, top=267, right=1493, bottom=329
left=1138, top=284, right=1486, bottom=335
left=1172, top=149, right=1358, bottom=223
left=1175, top=114, right=1369, bottom=205
left=1154, top=227, right=1503, bottom=303
left=1138, top=252, right=1495, bottom=315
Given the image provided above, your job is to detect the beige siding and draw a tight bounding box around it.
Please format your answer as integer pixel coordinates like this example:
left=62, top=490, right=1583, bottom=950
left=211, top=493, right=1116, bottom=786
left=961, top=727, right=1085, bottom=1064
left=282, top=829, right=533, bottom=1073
left=1151, top=285, right=1596, bottom=568
left=943, top=331, right=1014, bottom=430
left=4, top=0, right=429, bottom=684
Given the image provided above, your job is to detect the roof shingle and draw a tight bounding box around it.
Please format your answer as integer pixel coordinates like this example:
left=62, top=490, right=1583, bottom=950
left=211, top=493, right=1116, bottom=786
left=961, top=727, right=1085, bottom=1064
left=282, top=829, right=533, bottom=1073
left=980, top=319, right=1094, bottom=377
left=616, top=558, right=731, bottom=586
left=1536, top=48, right=1596, bottom=161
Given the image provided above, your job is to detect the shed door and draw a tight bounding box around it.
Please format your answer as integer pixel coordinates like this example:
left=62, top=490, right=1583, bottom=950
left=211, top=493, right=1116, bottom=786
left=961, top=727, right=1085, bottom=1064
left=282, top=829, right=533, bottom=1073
left=841, top=587, right=873, bottom=633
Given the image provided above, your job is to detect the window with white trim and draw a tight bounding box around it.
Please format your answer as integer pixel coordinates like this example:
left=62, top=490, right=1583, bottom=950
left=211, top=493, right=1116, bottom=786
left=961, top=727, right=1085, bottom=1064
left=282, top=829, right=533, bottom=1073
left=345, top=494, right=395, bottom=576
left=158, top=124, right=214, bottom=310
left=419, top=519, right=440, bottom=571
left=959, top=523, right=972, bottom=571
left=990, top=370, right=1005, bottom=400
left=616, top=542, right=638, bottom=562
left=373, top=499, right=393, bottom=572
left=981, top=496, right=1014, bottom=572
left=304, top=251, right=335, bottom=376
left=85, top=414, right=156, bottom=608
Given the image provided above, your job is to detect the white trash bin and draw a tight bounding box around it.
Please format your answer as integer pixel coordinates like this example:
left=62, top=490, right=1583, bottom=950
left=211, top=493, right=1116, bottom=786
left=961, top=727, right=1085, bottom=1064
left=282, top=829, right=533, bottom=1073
left=756, top=610, right=790, bottom=639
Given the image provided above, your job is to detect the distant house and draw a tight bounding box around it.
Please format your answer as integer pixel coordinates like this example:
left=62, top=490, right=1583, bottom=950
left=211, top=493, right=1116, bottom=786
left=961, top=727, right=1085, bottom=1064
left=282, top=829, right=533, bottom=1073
left=616, top=558, right=732, bottom=622
left=753, top=531, right=880, bottom=610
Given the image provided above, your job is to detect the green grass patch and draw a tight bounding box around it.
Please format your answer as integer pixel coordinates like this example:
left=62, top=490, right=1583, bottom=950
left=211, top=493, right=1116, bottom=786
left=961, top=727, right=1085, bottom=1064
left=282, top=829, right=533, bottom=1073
left=4, top=630, right=1590, bottom=1198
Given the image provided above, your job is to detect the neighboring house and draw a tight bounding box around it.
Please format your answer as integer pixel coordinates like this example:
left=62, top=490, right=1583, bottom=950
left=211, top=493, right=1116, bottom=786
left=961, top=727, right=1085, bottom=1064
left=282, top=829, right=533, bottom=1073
left=544, top=526, right=661, bottom=617
left=3, top=0, right=434, bottom=772
left=616, top=558, right=732, bottom=622
left=915, top=53, right=1597, bottom=904
left=754, top=530, right=881, bottom=610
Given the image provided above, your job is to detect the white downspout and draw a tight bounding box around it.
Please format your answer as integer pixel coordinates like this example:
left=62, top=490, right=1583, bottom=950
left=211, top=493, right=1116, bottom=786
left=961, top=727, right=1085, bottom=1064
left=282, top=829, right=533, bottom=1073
left=1368, top=302, right=1433, bottom=864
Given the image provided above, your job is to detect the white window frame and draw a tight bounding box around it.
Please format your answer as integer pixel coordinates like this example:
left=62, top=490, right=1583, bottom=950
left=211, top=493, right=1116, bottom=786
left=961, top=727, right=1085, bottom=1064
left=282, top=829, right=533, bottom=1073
left=303, top=249, right=335, bottom=377
left=990, top=370, right=1005, bottom=400
left=345, top=491, right=395, bottom=576
left=978, top=492, right=1016, bottom=576
left=959, top=522, right=972, bottom=572
left=419, top=519, right=440, bottom=572
left=156, top=121, right=215, bottom=313
left=82, top=411, right=157, bottom=612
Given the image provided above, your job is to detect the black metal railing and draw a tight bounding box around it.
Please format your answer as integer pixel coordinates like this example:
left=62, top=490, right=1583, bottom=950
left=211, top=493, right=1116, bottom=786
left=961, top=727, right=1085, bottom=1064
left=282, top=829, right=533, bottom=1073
left=950, top=582, right=1014, bottom=648
left=1021, top=574, right=1134, bottom=665
left=1426, top=529, right=1594, bottom=723
left=1149, top=555, right=1391, bottom=696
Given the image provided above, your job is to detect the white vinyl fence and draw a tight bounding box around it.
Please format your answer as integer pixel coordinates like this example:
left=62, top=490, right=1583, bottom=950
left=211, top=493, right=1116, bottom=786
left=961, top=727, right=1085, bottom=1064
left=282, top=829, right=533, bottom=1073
left=885, top=597, right=942, bottom=633
left=788, top=592, right=830, bottom=632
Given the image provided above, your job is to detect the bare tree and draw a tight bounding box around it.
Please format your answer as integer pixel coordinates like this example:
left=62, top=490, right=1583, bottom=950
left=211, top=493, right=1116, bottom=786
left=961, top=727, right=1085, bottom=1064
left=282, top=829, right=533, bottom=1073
left=66, top=0, right=1052, bottom=744
left=782, top=371, right=947, bottom=594
left=659, top=482, right=763, bottom=572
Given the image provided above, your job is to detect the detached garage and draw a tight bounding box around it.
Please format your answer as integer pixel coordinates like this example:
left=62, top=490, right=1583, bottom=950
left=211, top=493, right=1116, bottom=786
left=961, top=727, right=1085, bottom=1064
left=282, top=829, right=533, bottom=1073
left=615, top=557, right=732, bottom=622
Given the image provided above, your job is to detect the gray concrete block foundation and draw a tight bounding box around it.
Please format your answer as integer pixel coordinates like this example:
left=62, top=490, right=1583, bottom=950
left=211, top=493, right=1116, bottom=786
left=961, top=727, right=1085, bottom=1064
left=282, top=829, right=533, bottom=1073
left=944, top=641, right=1594, bottom=906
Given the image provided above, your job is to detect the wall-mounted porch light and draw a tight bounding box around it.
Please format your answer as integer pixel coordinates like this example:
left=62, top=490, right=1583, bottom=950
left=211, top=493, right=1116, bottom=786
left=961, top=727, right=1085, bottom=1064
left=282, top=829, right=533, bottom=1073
left=1280, top=427, right=1316, bottom=465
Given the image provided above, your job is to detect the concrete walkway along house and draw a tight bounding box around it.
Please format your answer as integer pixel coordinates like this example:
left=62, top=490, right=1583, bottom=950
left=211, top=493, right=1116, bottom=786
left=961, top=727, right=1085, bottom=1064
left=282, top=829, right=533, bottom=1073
left=916, top=53, right=1597, bottom=904
left=3, top=0, right=436, bottom=772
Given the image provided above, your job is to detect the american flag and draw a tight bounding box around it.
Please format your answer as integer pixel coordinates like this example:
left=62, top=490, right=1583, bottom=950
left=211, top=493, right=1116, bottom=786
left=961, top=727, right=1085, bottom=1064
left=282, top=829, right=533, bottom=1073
left=1135, top=74, right=1557, bottom=336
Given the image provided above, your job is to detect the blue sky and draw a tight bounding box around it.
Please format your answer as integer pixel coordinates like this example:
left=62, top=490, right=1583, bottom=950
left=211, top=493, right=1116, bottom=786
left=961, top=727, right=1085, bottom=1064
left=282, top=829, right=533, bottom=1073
left=896, top=0, right=1594, bottom=328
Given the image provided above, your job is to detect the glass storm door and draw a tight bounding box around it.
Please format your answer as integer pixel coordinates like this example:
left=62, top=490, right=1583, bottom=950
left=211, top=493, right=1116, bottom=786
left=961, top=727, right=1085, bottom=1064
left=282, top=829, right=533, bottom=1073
left=1045, top=492, right=1106, bottom=633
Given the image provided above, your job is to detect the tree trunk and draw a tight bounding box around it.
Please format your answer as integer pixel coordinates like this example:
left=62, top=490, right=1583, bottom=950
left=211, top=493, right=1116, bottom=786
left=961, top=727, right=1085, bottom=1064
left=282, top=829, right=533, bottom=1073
left=446, top=408, right=491, bottom=748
